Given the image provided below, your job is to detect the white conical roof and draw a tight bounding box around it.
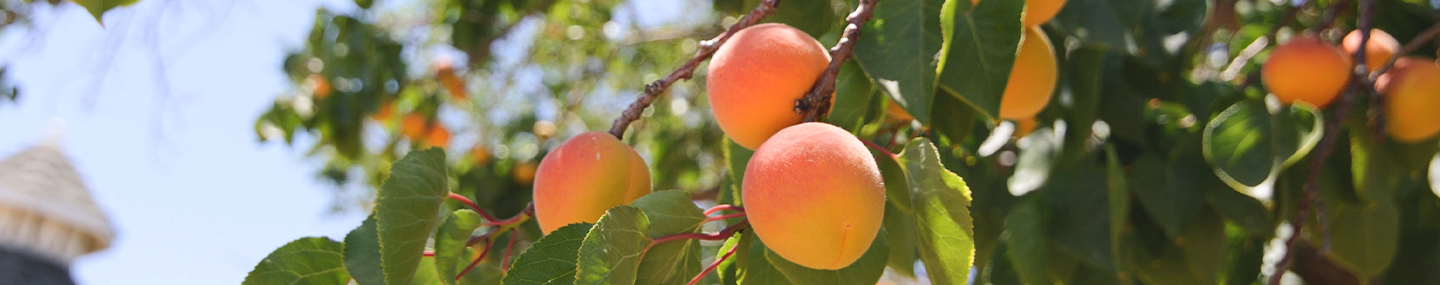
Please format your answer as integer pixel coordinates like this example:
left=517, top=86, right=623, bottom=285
left=0, top=141, right=115, bottom=264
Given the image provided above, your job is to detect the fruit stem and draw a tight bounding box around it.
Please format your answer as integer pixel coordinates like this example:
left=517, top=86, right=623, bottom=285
left=501, top=228, right=519, bottom=272
left=640, top=219, right=750, bottom=263
left=688, top=240, right=742, bottom=285
left=703, top=204, right=745, bottom=216
left=448, top=193, right=499, bottom=222
left=457, top=236, right=496, bottom=280
left=860, top=138, right=898, bottom=160
left=606, top=0, right=782, bottom=139
left=797, top=0, right=880, bottom=122
left=704, top=213, right=748, bottom=223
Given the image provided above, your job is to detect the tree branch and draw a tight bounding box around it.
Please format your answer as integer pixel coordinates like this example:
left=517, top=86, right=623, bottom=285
left=796, top=0, right=880, bottom=122
left=606, top=0, right=783, bottom=139
left=1370, top=22, right=1440, bottom=80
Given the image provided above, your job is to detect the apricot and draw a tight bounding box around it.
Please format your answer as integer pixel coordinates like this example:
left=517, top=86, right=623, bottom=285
left=1342, top=29, right=1401, bottom=73
left=707, top=23, right=830, bottom=150
left=372, top=101, right=394, bottom=121
left=469, top=146, right=491, bottom=165
left=401, top=114, right=428, bottom=141
left=998, top=26, right=1058, bottom=120
left=532, top=132, right=652, bottom=234
left=310, top=74, right=332, bottom=99
left=426, top=125, right=450, bottom=149
left=972, top=0, right=1067, bottom=27
left=1377, top=57, right=1440, bottom=143
left=1262, top=34, right=1351, bottom=108
left=512, top=162, right=537, bottom=186
left=742, top=123, right=885, bottom=269
left=437, top=61, right=467, bottom=100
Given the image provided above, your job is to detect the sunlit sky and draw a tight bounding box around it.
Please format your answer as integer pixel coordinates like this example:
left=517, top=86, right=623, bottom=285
left=0, top=0, right=688, bottom=283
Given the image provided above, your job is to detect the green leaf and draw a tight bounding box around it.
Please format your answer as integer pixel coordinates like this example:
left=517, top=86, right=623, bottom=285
left=69, top=0, right=139, bottom=24
left=1321, top=137, right=1401, bottom=278
left=243, top=237, right=350, bottom=285
left=763, top=229, right=890, bottom=285
left=1122, top=209, right=1227, bottom=285
left=899, top=138, right=975, bottom=284
left=876, top=149, right=913, bottom=213
left=630, top=191, right=707, bottom=284
left=374, top=148, right=451, bottom=285
left=853, top=0, right=945, bottom=125
left=935, top=0, right=1023, bottom=120
left=882, top=202, right=919, bottom=277
left=502, top=223, right=594, bottom=285
left=1042, top=161, right=1115, bottom=270
left=435, top=210, right=485, bottom=284
left=414, top=256, right=442, bottom=285
left=1006, top=197, right=1054, bottom=284
left=1204, top=186, right=1273, bottom=237
left=1129, top=150, right=1210, bottom=239
left=724, top=139, right=754, bottom=206
left=930, top=90, right=977, bottom=145
left=829, top=60, right=880, bottom=130
left=1202, top=100, right=1322, bottom=188
left=743, top=0, right=835, bottom=37
left=344, top=214, right=385, bottom=285
left=742, top=231, right=792, bottom=285
left=716, top=233, right=744, bottom=285
left=1103, top=146, right=1129, bottom=274
left=575, top=206, right=652, bottom=285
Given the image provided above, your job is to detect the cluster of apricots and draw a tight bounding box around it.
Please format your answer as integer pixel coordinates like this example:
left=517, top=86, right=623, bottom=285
left=1262, top=29, right=1440, bottom=143
left=529, top=23, right=886, bottom=270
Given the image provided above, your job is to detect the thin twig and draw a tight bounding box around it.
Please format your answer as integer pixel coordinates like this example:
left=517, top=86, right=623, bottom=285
left=501, top=228, right=519, bottom=272
left=688, top=241, right=742, bottom=285
left=1370, top=22, right=1440, bottom=80
left=606, top=0, right=782, bottom=139
left=457, top=237, right=495, bottom=280
left=703, top=204, right=746, bottom=216
left=796, top=0, right=880, bottom=122
left=860, top=138, right=898, bottom=160
left=448, top=193, right=499, bottom=222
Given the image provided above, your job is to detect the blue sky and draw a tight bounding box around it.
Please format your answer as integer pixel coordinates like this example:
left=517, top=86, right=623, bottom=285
left=0, top=0, right=692, bottom=283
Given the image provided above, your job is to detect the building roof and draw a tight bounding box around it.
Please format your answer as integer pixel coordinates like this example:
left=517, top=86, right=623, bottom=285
left=0, top=142, right=114, bottom=264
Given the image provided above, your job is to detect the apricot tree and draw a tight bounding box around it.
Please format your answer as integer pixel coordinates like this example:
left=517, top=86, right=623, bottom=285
left=245, top=0, right=1440, bottom=284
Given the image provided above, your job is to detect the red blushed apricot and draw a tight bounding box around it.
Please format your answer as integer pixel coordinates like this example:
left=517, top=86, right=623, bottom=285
left=742, top=123, right=885, bottom=270
left=1262, top=34, right=1352, bottom=108
left=707, top=23, right=831, bottom=150
left=998, top=26, right=1058, bottom=120
left=1342, top=29, right=1401, bottom=73
left=533, top=132, right=652, bottom=234
left=1377, top=57, right=1440, bottom=143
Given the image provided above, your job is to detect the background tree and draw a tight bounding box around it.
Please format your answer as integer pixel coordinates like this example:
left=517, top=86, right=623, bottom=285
left=248, top=0, right=1440, bottom=284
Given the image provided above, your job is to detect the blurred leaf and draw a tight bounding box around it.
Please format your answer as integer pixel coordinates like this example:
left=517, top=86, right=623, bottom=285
left=1042, top=160, right=1116, bottom=271
left=741, top=231, right=793, bottom=284
left=1130, top=142, right=1214, bottom=239
left=1204, top=186, right=1273, bottom=237
left=1104, top=146, right=1129, bottom=274
left=899, top=138, right=975, bottom=284
left=1007, top=197, right=1056, bottom=284
left=1122, top=209, right=1226, bottom=285
left=69, top=0, right=138, bottom=24
left=575, top=206, right=651, bottom=285
left=876, top=149, right=912, bottom=213
left=631, top=191, right=707, bottom=284
left=853, top=0, right=945, bottom=125
left=1202, top=100, right=1322, bottom=188
left=435, top=210, right=484, bottom=284
left=935, top=0, right=1023, bottom=120
left=1321, top=136, right=1402, bottom=279
left=502, top=223, right=594, bottom=285
left=243, top=237, right=350, bottom=285
left=763, top=229, right=889, bottom=285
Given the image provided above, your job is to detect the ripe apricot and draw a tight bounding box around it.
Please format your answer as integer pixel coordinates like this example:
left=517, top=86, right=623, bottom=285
left=742, top=123, right=885, bottom=269
left=437, top=61, right=467, bottom=100
left=707, top=23, right=830, bottom=150
left=532, top=132, right=652, bottom=234
left=972, top=0, right=1067, bottom=27
left=310, top=74, right=332, bottom=99
left=1377, top=57, right=1440, bottom=143
left=426, top=125, right=450, bottom=149
left=401, top=114, right=428, bottom=141
left=998, top=26, right=1058, bottom=120
left=1262, top=34, right=1351, bottom=108
left=1342, top=29, right=1401, bottom=73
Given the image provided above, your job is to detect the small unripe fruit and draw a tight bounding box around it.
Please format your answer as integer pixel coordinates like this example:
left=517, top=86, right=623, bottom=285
left=533, top=132, right=652, bottom=234
left=999, top=26, right=1058, bottom=120
left=707, top=23, right=831, bottom=150
left=743, top=123, right=885, bottom=270
left=1342, top=29, right=1401, bottom=73
left=972, top=0, right=1067, bottom=27
left=1377, top=57, right=1440, bottom=143
left=1262, top=34, right=1352, bottom=108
